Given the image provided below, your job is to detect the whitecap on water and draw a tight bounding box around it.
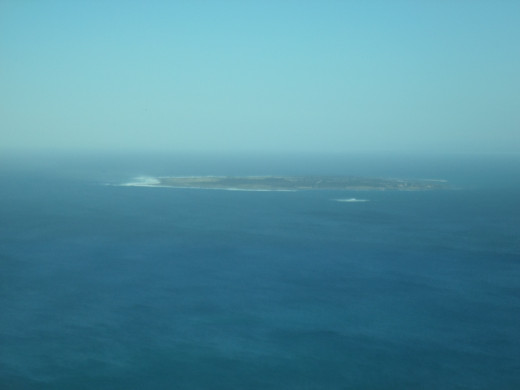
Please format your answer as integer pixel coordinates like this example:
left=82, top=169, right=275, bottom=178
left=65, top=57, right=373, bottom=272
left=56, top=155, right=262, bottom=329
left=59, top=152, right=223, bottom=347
left=334, top=198, right=369, bottom=203
left=120, top=176, right=161, bottom=186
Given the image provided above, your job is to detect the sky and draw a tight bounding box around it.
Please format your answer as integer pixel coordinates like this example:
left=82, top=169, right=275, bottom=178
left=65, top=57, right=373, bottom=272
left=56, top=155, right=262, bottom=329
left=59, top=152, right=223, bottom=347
left=1, top=0, right=519, bottom=154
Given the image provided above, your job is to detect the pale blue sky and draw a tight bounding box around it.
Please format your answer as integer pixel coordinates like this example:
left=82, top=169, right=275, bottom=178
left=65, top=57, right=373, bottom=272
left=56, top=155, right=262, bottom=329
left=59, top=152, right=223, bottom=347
left=1, top=0, right=519, bottom=153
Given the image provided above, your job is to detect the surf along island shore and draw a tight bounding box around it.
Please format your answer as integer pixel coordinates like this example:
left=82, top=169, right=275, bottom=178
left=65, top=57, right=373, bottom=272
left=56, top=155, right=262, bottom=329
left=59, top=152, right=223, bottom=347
left=131, top=176, right=448, bottom=191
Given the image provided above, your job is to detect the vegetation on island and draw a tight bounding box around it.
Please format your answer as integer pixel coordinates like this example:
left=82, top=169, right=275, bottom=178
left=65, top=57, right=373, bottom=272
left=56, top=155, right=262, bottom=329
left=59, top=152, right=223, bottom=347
left=155, top=176, right=448, bottom=191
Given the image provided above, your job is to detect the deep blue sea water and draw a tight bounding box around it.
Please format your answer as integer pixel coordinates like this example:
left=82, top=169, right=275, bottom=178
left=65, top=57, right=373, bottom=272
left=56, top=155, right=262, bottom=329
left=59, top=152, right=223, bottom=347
left=1, top=152, right=519, bottom=389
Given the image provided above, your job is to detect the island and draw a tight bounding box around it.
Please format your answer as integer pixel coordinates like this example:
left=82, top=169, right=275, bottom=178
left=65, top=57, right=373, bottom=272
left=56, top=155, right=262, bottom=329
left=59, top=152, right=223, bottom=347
left=129, top=176, right=448, bottom=191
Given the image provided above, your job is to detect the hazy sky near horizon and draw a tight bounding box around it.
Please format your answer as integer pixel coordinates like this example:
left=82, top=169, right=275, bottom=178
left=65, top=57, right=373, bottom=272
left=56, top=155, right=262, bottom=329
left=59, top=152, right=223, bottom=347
left=1, top=1, right=519, bottom=154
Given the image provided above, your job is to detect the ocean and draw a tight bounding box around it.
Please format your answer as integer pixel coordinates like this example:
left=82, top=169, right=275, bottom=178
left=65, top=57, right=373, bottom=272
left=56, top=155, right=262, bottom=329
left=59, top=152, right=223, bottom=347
left=1, top=152, right=519, bottom=389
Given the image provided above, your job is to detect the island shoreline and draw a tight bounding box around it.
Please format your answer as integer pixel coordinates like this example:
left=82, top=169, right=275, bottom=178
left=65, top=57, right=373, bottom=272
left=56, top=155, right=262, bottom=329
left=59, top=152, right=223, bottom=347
left=120, top=175, right=449, bottom=191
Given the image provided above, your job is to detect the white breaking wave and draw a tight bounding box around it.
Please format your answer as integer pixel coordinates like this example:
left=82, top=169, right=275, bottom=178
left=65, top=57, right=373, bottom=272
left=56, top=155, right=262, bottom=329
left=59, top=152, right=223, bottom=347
left=217, top=188, right=296, bottom=192
left=334, top=198, right=369, bottom=203
left=120, top=176, right=161, bottom=187
left=114, top=177, right=297, bottom=191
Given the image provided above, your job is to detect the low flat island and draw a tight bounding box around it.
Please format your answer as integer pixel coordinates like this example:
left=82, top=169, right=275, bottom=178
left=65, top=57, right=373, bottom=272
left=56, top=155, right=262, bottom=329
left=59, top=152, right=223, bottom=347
left=136, top=176, right=448, bottom=191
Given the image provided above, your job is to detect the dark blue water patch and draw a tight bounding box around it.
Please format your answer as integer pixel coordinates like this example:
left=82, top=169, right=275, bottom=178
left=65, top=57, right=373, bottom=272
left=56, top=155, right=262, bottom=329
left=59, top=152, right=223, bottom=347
left=1, top=158, right=520, bottom=389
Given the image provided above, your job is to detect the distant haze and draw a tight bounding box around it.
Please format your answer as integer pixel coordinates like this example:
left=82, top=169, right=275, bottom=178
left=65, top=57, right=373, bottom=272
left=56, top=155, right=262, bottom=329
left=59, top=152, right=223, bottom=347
left=1, top=1, right=519, bottom=154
